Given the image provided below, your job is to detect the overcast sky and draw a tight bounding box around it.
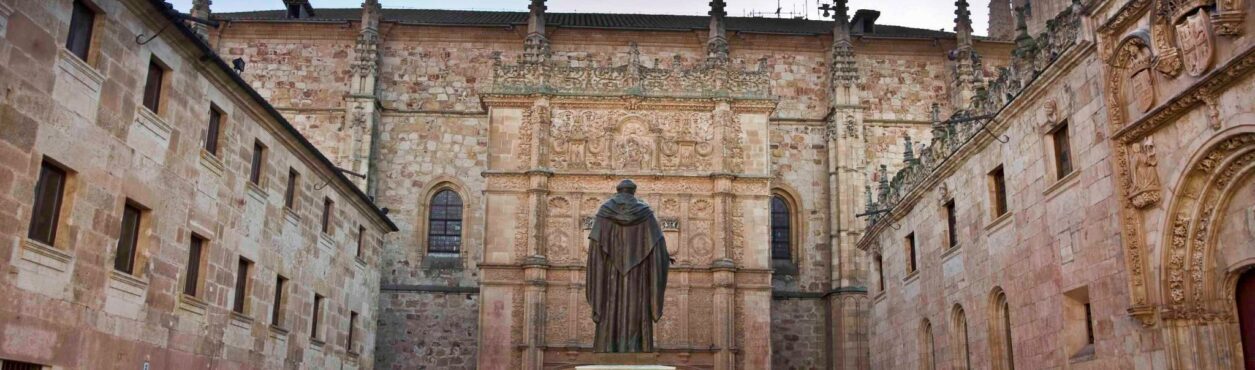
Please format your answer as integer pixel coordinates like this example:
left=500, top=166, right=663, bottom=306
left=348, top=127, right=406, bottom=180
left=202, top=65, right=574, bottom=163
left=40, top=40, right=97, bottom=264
left=169, top=0, right=991, bottom=36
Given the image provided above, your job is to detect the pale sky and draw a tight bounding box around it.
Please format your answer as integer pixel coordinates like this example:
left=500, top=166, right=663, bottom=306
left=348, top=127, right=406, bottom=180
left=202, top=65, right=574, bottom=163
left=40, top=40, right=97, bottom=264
left=170, top=0, right=992, bottom=36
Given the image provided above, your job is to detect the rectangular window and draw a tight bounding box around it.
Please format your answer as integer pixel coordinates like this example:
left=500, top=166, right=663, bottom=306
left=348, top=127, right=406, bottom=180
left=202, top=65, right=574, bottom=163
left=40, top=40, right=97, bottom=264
left=272, top=275, right=287, bottom=327
left=113, top=202, right=143, bottom=274
left=142, top=59, right=165, bottom=113
left=988, top=166, right=1008, bottom=218
left=905, top=233, right=917, bottom=274
left=944, top=199, right=958, bottom=249
left=1052, top=122, right=1074, bottom=179
left=321, top=197, right=333, bottom=234
left=65, top=0, right=96, bottom=61
left=1, top=359, right=46, bottom=370
left=1083, top=303, right=1095, bottom=345
left=184, top=235, right=205, bottom=297
left=356, top=225, right=366, bottom=258
left=249, top=141, right=266, bottom=185
left=875, top=254, right=885, bottom=292
left=348, top=311, right=359, bottom=353
left=233, top=257, right=253, bottom=314
left=205, top=107, right=223, bottom=156
left=28, top=160, right=68, bottom=246
left=284, top=169, right=298, bottom=210
left=311, top=294, right=324, bottom=340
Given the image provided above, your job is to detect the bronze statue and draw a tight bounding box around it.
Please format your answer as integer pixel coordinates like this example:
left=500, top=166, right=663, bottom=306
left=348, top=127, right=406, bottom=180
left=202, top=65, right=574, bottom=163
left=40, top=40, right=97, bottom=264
left=586, top=179, right=670, bottom=353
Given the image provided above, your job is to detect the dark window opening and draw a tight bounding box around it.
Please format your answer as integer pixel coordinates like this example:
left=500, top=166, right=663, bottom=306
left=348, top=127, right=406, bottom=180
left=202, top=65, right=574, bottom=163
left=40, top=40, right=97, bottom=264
left=427, top=189, right=463, bottom=254
left=142, top=60, right=165, bottom=113
left=1083, top=303, right=1095, bottom=345
left=989, top=166, right=1008, bottom=217
left=29, top=161, right=68, bottom=246
left=356, top=225, right=366, bottom=258
left=272, top=275, right=287, bottom=327
left=348, top=311, right=359, bottom=353
left=184, top=235, right=205, bottom=297
left=905, top=233, right=917, bottom=274
left=1, top=359, right=46, bottom=370
left=770, top=196, right=792, bottom=261
left=321, top=197, right=333, bottom=234
left=1052, top=122, right=1074, bottom=179
left=113, top=203, right=142, bottom=274
left=311, top=294, right=324, bottom=340
left=249, top=141, right=265, bottom=185
left=205, top=107, right=223, bottom=156
left=66, top=0, right=96, bottom=61
left=944, top=200, right=958, bottom=249
left=284, top=169, right=298, bottom=209
left=233, top=258, right=252, bottom=314
left=874, top=254, right=885, bottom=292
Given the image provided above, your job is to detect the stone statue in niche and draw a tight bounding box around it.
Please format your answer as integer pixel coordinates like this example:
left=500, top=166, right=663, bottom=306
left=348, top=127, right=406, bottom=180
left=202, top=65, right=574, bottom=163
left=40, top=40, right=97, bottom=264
left=586, top=179, right=670, bottom=353
left=1175, top=8, right=1215, bottom=77
left=1130, top=139, right=1163, bottom=209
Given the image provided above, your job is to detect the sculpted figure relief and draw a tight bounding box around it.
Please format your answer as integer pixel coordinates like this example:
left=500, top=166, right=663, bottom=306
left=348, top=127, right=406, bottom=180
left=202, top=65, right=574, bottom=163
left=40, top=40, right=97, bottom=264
left=1130, top=140, right=1163, bottom=208
left=586, top=180, right=671, bottom=352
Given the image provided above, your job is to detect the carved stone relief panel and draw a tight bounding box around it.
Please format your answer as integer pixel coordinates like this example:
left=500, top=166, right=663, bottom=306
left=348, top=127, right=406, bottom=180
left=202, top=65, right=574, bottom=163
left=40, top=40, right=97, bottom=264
left=1174, top=8, right=1215, bottom=77
left=1129, top=138, right=1163, bottom=208
left=547, top=109, right=722, bottom=172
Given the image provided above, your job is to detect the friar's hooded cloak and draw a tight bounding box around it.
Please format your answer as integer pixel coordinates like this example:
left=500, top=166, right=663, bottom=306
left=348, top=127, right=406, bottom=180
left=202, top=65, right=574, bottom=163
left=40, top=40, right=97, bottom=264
left=586, top=180, right=670, bottom=353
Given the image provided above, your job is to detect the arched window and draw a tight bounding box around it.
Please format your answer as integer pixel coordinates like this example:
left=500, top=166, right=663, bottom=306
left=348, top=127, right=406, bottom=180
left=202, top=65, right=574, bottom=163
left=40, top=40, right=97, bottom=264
left=770, top=196, right=792, bottom=261
left=953, top=305, right=971, bottom=370
left=426, top=189, right=463, bottom=254
left=991, top=289, right=1015, bottom=370
left=920, top=319, right=936, bottom=370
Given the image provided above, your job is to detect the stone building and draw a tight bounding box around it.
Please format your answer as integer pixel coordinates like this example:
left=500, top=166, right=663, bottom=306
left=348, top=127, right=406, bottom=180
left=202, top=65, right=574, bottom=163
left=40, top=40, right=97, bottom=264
left=2, top=0, right=1252, bottom=369
left=0, top=0, right=397, bottom=368
left=857, top=0, right=1255, bottom=370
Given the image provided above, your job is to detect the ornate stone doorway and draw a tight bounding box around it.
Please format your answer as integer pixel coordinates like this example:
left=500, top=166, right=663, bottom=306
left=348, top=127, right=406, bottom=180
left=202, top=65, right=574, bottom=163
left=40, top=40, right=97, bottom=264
left=1238, top=270, right=1255, bottom=370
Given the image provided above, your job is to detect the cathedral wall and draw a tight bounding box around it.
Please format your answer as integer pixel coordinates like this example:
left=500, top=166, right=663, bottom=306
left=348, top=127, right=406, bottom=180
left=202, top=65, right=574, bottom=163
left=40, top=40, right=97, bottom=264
left=0, top=1, right=392, bottom=368
left=376, top=290, right=479, bottom=369
left=863, top=48, right=1146, bottom=369
left=770, top=298, right=828, bottom=369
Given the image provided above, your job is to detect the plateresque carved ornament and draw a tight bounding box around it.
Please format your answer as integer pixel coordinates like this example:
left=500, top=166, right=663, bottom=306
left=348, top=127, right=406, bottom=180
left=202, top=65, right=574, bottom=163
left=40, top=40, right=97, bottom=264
left=1174, top=8, right=1215, bottom=77
left=1129, top=139, right=1162, bottom=208
left=1113, top=34, right=1157, bottom=114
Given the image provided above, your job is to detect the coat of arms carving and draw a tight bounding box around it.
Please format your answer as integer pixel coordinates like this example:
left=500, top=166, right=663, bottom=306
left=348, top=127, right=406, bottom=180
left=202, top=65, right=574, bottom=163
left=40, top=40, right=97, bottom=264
left=1174, top=8, right=1215, bottom=77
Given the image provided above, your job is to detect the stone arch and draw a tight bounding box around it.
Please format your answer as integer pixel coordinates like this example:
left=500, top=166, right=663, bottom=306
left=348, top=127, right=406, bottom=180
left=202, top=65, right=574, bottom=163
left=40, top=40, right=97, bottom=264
left=1157, top=129, right=1255, bottom=368
left=950, top=304, right=971, bottom=370
left=919, top=318, right=936, bottom=370
left=1106, top=31, right=1156, bottom=127
left=415, top=176, right=474, bottom=263
left=987, top=287, right=1014, bottom=370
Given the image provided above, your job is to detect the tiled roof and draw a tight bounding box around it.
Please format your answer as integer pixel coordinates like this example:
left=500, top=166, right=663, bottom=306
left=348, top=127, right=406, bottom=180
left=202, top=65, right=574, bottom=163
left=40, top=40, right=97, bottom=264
left=214, top=8, right=954, bottom=38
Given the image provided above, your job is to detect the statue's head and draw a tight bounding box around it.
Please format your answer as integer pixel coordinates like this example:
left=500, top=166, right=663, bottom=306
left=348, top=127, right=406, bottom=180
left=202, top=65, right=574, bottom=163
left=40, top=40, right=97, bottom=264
left=616, top=179, right=637, bottom=195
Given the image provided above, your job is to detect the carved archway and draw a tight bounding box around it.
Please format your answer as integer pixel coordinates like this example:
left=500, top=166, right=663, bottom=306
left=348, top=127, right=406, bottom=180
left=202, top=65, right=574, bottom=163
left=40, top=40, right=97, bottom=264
left=1158, top=131, right=1255, bottom=368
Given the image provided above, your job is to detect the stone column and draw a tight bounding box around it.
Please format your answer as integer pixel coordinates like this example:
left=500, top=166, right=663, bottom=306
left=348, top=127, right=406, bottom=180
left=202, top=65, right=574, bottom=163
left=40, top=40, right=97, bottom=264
left=822, top=1, right=871, bottom=369
left=345, top=0, right=382, bottom=195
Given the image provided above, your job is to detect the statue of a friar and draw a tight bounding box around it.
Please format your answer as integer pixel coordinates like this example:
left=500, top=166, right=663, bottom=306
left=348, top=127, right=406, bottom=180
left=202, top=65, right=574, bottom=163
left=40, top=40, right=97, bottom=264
left=586, top=179, right=670, bottom=353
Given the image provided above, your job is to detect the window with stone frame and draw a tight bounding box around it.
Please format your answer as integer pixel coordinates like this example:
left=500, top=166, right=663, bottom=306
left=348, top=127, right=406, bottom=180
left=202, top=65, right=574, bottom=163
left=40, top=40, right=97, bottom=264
left=284, top=168, right=299, bottom=210
left=944, top=199, right=958, bottom=250
left=271, top=275, right=287, bottom=328
left=953, top=305, right=972, bottom=369
left=249, top=140, right=266, bottom=185
left=204, top=105, right=224, bottom=157
left=311, top=293, right=325, bottom=341
left=991, top=288, right=1016, bottom=370
left=904, top=232, right=917, bottom=274
left=1050, top=121, right=1074, bottom=180
left=233, top=257, right=253, bottom=315
left=988, top=165, right=1009, bottom=218
left=874, top=253, right=886, bottom=293
left=1064, top=287, right=1096, bottom=362
left=142, top=58, right=166, bottom=113
left=65, top=0, right=98, bottom=63
left=113, top=201, right=145, bottom=275
left=426, top=189, right=463, bottom=254
left=28, top=160, right=69, bottom=247
left=769, top=195, right=793, bottom=261
left=348, top=311, right=359, bottom=354
left=321, top=197, right=334, bottom=235
left=184, top=234, right=206, bottom=297
left=355, top=225, right=366, bottom=259
left=920, top=319, right=936, bottom=370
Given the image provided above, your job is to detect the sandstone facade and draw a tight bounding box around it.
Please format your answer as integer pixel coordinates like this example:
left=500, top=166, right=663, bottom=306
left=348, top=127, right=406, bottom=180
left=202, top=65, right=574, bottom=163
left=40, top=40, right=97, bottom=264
left=0, top=0, right=396, bottom=368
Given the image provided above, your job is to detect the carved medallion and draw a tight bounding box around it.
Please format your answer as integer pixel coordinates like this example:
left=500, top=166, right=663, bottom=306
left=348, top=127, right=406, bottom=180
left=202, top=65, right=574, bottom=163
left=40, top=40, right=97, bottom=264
left=1175, top=8, right=1215, bottom=77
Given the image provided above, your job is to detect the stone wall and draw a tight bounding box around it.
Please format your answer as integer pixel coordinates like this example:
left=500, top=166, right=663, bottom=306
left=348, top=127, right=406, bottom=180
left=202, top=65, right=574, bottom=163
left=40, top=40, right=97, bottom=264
left=0, top=0, right=393, bottom=368
left=770, top=298, right=827, bottom=369
left=376, top=290, right=479, bottom=369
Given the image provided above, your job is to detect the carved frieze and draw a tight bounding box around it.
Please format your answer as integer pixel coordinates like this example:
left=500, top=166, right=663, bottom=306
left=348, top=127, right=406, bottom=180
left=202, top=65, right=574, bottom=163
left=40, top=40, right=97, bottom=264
left=545, top=109, right=733, bottom=172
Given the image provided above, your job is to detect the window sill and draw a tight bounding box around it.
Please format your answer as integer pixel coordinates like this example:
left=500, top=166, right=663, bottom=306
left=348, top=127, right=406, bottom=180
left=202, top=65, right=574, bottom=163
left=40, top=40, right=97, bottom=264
left=1043, top=170, right=1080, bottom=200
left=57, top=48, right=104, bottom=93
left=135, top=108, right=172, bottom=142
left=354, top=256, right=367, bottom=268
left=269, top=324, right=289, bottom=338
left=1069, top=344, right=1096, bottom=364
left=985, top=212, right=1013, bottom=234
left=200, top=150, right=225, bottom=177
left=902, top=270, right=920, bottom=284
left=108, top=270, right=149, bottom=298
left=246, top=181, right=267, bottom=202
left=347, top=351, right=360, bottom=359
left=229, top=311, right=253, bottom=328
left=178, top=294, right=209, bottom=316
left=309, top=339, right=325, bottom=351
left=318, top=233, right=336, bottom=250
left=20, top=238, right=72, bottom=272
left=940, top=245, right=962, bottom=261
left=873, top=291, right=887, bottom=303
left=284, top=209, right=300, bottom=225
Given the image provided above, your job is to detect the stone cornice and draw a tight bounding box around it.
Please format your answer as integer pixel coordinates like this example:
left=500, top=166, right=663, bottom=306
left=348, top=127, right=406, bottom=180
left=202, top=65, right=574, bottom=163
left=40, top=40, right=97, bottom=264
left=480, top=94, right=777, bottom=113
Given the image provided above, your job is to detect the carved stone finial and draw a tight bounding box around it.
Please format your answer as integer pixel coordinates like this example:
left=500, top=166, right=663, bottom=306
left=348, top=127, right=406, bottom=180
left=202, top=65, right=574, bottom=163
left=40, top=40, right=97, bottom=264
left=954, top=0, right=973, bottom=47
left=1013, top=6, right=1036, bottom=54
left=706, top=0, right=729, bottom=63
left=524, top=0, right=550, bottom=63
left=903, top=134, right=915, bottom=163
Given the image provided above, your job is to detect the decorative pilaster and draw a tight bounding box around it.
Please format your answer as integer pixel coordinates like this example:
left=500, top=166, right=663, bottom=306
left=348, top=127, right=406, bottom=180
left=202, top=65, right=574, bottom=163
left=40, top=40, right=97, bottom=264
left=343, top=0, right=383, bottom=194
left=189, top=0, right=211, bottom=40
left=706, top=0, right=730, bottom=64
left=523, top=0, right=550, bottom=64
